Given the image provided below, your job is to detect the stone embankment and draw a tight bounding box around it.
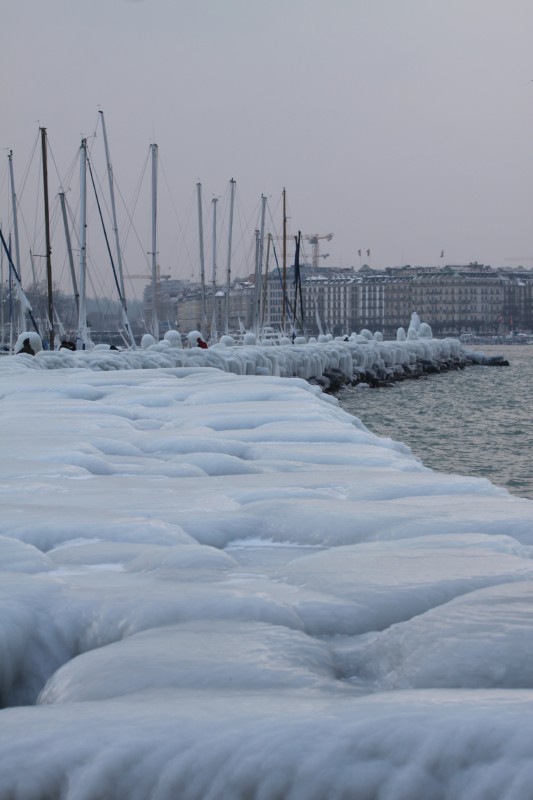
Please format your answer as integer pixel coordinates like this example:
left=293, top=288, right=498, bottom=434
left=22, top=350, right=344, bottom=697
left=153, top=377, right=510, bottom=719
left=310, top=345, right=510, bottom=394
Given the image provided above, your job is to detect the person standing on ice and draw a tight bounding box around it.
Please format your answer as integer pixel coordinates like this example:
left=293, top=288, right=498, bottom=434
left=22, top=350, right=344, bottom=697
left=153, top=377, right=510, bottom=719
left=196, top=337, right=208, bottom=349
left=19, top=338, right=35, bottom=355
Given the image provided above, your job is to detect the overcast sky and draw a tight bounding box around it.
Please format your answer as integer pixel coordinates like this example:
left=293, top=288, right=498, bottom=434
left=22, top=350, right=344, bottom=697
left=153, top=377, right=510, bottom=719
left=3, top=0, right=533, bottom=298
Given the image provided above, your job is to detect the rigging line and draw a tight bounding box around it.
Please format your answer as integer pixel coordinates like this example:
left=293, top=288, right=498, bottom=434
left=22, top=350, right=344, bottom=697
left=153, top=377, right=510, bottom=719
left=174, top=183, right=200, bottom=276
left=216, top=181, right=231, bottom=231
left=266, top=199, right=284, bottom=242
left=186, top=180, right=206, bottom=281
left=42, top=194, right=68, bottom=285
left=86, top=131, right=98, bottom=161
left=27, top=152, right=44, bottom=281
left=114, top=147, right=150, bottom=255
left=158, top=156, right=196, bottom=273
left=86, top=155, right=123, bottom=302
left=48, top=154, right=81, bottom=293
left=15, top=129, right=40, bottom=202
left=240, top=193, right=262, bottom=240
left=4, top=137, right=39, bottom=277
left=272, top=191, right=295, bottom=241
left=294, top=232, right=305, bottom=330
left=271, top=240, right=295, bottom=327
left=232, top=191, right=259, bottom=278
left=45, top=134, right=67, bottom=193
left=112, top=149, right=151, bottom=302
left=0, top=159, right=9, bottom=198
left=86, top=266, right=102, bottom=304
left=268, top=192, right=283, bottom=228
left=86, top=147, right=114, bottom=229
left=0, top=227, right=40, bottom=334
left=240, top=226, right=256, bottom=279
left=59, top=149, right=81, bottom=194
left=92, top=110, right=102, bottom=141
left=64, top=192, right=80, bottom=248
left=208, top=184, right=231, bottom=272
left=39, top=185, right=73, bottom=282
left=232, top=193, right=247, bottom=279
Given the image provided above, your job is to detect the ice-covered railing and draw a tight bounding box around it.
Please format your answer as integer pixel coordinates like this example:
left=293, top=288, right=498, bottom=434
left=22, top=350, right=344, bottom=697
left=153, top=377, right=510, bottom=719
left=6, top=315, right=469, bottom=385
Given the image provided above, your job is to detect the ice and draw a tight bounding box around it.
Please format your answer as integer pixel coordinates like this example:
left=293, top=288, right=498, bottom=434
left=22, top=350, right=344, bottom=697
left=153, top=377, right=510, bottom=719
left=1, top=346, right=533, bottom=797
left=336, top=581, right=533, bottom=691
left=37, top=619, right=338, bottom=703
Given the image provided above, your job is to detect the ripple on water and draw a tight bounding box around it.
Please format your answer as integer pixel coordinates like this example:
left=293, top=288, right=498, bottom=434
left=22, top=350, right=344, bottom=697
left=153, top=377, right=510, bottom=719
left=337, top=345, right=533, bottom=500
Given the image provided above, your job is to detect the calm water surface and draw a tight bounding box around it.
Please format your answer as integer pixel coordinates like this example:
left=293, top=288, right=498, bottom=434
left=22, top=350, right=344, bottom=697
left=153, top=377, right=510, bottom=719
left=337, top=345, right=533, bottom=500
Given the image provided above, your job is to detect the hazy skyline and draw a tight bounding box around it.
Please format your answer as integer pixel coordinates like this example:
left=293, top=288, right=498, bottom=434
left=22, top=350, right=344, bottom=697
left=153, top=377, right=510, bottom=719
left=3, top=0, right=533, bottom=299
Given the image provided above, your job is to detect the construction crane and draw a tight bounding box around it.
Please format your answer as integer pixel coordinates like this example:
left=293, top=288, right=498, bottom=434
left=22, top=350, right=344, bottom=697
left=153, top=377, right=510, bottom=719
left=125, top=267, right=171, bottom=282
left=270, top=232, right=334, bottom=267
left=304, top=233, right=333, bottom=268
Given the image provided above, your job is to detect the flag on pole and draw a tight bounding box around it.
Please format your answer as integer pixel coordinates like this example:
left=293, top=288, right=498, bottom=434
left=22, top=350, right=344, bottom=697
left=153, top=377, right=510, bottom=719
left=358, top=249, right=361, bottom=257
left=440, top=250, right=444, bottom=258
left=366, top=249, right=370, bottom=257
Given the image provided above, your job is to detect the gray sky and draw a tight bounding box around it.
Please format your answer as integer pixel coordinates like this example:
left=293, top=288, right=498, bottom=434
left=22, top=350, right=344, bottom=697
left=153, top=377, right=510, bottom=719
left=3, top=0, right=533, bottom=298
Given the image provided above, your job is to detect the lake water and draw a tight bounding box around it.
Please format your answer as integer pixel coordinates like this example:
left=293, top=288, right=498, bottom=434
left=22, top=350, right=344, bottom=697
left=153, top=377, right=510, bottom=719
left=337, top=344, right=533, bottom=500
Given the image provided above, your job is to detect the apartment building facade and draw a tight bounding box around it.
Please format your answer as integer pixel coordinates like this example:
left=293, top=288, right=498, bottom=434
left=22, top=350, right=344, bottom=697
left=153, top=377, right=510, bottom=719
left=144, top=264, right=533, bottom=339
left=266, top=264, right=533, bottom=336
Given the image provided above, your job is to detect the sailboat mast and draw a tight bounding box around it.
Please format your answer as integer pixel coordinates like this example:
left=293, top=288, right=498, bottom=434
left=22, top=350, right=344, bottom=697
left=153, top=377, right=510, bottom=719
left=253, top=229, right=260, bottom=335
left=59, top=192, right=79, bottom=318
left=99, top=111, right=125, bottom=299
left=40, top=128, right=54, bottom=350
left=257, top=193, right=267, bottom=332
left=150, top=143, right=159, bottom=341
left=261, top=233, right=271, bottom=327
left=0, top=229, right=40, bottom=342
left=294, top=230, right=304, bottom=334
left=8, top=233, right=13, bottom=352
left=99, top=111, right=136, bottom=348
left=77, top=138, right=88, bottom=349
left=282, top=187, right=287, bottom=330
left=196, top=182, right=207, bottom=334
left=8, top=151, right=25, bottom=334
left=29, top=250, right=37, bottom=285
left=210, top=197, right=218, bottom=342
left=0, top=226, right=4, bottom=348
left=224, top=178, right=236, bottom=335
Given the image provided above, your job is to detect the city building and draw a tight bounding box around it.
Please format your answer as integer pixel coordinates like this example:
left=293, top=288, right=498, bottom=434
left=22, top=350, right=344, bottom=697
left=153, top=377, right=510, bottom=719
left=140, top=263, right=533, bottom=340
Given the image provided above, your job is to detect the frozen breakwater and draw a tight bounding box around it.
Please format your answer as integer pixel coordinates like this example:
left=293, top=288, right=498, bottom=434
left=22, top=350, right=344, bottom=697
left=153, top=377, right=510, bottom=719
left=10, top=326, right=503, bottom=393
left=0, top=351, right=532, bottom=798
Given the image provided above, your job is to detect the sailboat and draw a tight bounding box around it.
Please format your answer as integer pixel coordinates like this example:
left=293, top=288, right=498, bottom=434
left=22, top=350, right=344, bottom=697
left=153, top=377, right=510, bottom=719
left=99, top=111, right=136, bottom=349
left=6, top=150, right=27, bottom=344
left=0, top=146, right=41, bottom=352
left=0, top=228, right=39, bottom=350
left=224, top=179, right=236, bottom=336
left=75, top=117, right=142, bottom=351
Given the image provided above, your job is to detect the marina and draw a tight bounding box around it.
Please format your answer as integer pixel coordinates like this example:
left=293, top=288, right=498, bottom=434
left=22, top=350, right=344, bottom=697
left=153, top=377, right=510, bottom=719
left=4, top=1, right=533, bottom=794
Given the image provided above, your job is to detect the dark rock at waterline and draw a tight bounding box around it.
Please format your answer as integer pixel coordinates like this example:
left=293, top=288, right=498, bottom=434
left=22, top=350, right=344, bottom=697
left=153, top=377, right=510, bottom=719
left=464, top=351, right=510, bottom=367
left=309, top=368, right=347, bottom=394
left=308, top=375, right=329, bottom=390
left=418, top=358, right=441, bottom=373
left=309, top=349, right=506, bottom=395
left=323, top=369, right=347, bottom=393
